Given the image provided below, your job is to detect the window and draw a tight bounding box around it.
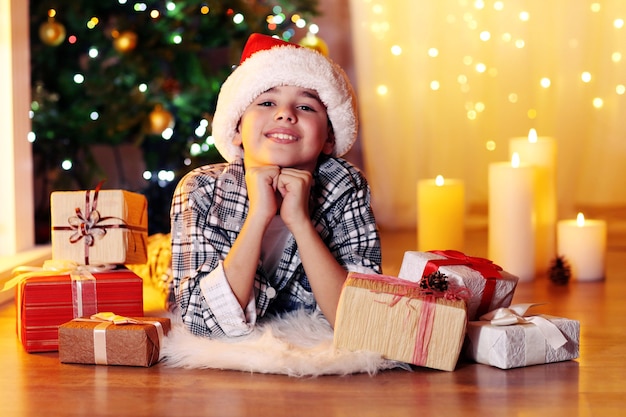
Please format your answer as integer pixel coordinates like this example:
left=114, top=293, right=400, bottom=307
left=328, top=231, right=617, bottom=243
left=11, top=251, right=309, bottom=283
left=0, top=0, right=50, bottom=304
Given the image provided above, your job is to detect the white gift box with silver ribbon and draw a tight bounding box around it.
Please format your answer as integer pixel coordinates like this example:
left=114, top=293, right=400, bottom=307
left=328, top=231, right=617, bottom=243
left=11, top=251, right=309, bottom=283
left=464, top=303, right=580, bottom=369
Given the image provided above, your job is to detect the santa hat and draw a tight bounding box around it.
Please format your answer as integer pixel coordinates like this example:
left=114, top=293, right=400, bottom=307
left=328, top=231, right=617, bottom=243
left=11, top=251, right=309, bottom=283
left=212, top=33, right=358, bottom=162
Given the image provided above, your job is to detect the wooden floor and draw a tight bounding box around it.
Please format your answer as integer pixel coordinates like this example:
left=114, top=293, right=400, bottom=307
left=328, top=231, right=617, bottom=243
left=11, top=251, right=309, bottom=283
left=1, top=214, right=625, bottom=417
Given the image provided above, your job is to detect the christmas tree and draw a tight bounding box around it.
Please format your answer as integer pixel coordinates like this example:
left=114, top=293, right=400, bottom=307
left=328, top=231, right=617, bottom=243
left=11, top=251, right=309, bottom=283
left=30, top=0, right=321, bottom=241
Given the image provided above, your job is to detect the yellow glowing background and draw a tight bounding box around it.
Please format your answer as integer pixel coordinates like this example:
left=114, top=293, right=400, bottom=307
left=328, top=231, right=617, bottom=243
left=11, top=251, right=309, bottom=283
left=349, top=0, right=626, bottom=229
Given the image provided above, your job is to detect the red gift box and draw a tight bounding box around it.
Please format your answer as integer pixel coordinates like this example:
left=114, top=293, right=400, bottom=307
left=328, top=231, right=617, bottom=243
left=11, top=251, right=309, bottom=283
left=16, top=267, right=144, bottom=353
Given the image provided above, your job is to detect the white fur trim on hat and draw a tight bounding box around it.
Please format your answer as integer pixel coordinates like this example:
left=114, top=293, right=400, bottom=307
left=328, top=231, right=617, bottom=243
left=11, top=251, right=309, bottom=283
left=212, top=40, right=358, bottom=162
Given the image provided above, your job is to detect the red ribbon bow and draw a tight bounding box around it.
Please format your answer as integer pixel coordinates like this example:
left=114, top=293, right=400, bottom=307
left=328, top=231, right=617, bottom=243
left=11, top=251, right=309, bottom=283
left=423, top=250, right=503, bottom=317
left=68, top=183, right=107, bottom=248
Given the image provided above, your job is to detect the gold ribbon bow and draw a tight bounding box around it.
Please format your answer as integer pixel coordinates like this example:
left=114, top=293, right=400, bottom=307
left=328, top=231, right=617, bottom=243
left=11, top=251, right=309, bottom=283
left=76, top=313, right=165, bottom=365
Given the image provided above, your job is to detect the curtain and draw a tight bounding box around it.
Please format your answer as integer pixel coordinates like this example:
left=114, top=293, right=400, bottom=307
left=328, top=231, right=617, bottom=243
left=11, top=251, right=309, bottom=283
left=348, top=0, right=626, bottom=230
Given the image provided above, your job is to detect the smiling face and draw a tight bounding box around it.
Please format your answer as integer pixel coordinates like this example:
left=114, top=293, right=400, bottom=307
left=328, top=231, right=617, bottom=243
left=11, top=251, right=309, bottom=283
left=233, top=85, right=334, bottom=172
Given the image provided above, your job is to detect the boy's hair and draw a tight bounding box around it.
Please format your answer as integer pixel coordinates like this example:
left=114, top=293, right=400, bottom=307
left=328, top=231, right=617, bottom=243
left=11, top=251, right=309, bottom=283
left=212, top=33, right=358, bottom=162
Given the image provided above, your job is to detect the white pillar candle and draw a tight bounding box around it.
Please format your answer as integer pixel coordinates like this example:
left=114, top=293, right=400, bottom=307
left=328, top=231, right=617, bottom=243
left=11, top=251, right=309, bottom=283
left=488, top=153, right=536, bottom=282
left=509, top=129, right=557, bottom=274
left=557, top=213, right=607, bottom=281
left=417, top=175, right=465, bottom=251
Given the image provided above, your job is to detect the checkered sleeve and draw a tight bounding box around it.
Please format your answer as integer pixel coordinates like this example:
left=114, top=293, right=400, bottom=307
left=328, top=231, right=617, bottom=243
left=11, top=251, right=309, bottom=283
left=199, top=261, right=257, bottom=336
left=170, top=163, right=254, bottom=337
left=315, top=158, right=382, bottom=275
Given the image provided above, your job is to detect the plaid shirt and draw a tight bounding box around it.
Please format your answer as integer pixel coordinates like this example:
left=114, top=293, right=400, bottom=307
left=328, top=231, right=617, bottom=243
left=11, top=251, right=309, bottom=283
left=169, top=157, right=381, bottom=337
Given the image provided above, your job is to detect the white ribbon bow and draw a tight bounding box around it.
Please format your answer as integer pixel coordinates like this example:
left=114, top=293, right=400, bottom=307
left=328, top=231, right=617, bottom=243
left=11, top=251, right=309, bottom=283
left=479, top=303, right=568, bottom=350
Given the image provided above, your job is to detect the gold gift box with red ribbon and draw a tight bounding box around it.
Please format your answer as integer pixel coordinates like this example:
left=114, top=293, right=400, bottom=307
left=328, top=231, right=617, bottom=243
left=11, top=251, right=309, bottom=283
left=398, top=250, right=519, bottom=321
left=59, top=313, right=171, bottom=367
left=333, top=272, right=468, bottom=372
left=51, top=184, right=148, bottom=265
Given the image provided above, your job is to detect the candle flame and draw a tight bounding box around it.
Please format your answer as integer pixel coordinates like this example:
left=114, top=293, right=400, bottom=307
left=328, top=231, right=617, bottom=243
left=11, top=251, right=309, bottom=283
left=435, top=175, right=444, bottom=186
left=576, top=212, right=585, bottom=227
left=528, top=128, right=538, bottom=143
left=511, top=152, right=521, bottom=168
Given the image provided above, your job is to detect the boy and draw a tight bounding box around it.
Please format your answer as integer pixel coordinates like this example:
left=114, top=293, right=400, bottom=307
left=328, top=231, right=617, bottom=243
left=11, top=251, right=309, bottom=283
left=170, top=33, right=381, bottom=337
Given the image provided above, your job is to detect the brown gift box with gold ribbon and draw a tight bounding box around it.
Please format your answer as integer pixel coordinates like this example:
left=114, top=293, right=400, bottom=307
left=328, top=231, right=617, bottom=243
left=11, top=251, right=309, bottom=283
left=58, top=313, right=171, bottom=367
left=50, top=183, right=148, bottom=265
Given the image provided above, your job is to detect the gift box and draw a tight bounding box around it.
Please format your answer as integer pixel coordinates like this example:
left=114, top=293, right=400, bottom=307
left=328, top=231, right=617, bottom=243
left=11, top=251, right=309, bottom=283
left=16, top=267, right=144, bottom=353
left=398, top=250, right=519, bottom=320
left=59, top=313, right=170, bottom=367
left=464, top=304, right=580, bottom=369
left=334, top=272, right=468, bottom=371
left=126, top=233, right=173, bottom=300
left=51, top=185, right=148, bottom=265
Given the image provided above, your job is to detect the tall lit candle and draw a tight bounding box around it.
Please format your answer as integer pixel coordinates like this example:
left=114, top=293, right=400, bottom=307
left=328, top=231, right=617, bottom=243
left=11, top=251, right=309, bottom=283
left=557, top=213, right=607, bottom=281
left=417, top=175, right=465, bottom=251
left=488, top=153, right=536, bottom=282
left=509, top=128, right=557, bottom=274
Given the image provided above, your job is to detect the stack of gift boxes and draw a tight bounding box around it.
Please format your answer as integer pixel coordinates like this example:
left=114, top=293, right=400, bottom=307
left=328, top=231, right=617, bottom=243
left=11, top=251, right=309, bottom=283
left=9, top=184, right=579, bottom=371
left=9, top=185, right=169, bottom=367
left=334, top=250, right=580, bottom=371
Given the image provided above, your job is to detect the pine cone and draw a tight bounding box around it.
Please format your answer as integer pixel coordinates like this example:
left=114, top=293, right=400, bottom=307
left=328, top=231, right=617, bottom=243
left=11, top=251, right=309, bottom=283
left=420, top=271, right=449, bottom=292
left=549, top=256, right=571, bottom=285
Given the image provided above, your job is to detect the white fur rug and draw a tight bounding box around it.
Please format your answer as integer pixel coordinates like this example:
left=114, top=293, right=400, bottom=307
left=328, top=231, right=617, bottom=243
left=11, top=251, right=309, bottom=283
left=159, top=309, right=408, bottom=377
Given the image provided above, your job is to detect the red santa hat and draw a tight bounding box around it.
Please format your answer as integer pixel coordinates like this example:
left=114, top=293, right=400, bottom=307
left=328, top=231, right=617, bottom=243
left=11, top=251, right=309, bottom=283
left=212, top=33, right=358, bottom=162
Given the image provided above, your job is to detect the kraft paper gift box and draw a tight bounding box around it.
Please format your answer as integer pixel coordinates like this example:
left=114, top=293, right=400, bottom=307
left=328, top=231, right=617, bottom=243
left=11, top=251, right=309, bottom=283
left=59, top=313, right=171, bottom=367
left=464, top=303, right=580, bottom=369
left=334, top=272, right=468, bottom=372
left=51, top=184, right=148, bottom=265
left=398, top=250, right=519, bottom=321
left=15, top=266, right=144, bottom=353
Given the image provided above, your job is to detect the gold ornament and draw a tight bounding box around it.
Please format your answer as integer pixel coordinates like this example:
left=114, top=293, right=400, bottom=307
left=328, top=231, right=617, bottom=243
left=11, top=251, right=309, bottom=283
left=113, top=30, right=138, bottom=53
left=298, top=34, right=329, bottom=57
left=149, top=105, right=174, bottom=134
left=39, top=19, right=66, bottom=46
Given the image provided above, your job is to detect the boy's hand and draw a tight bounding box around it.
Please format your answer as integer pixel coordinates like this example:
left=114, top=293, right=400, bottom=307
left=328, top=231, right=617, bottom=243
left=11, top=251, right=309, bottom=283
left=276, top=168, right=313, bottom=229
left=245, top=165, right=281, bottom=223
